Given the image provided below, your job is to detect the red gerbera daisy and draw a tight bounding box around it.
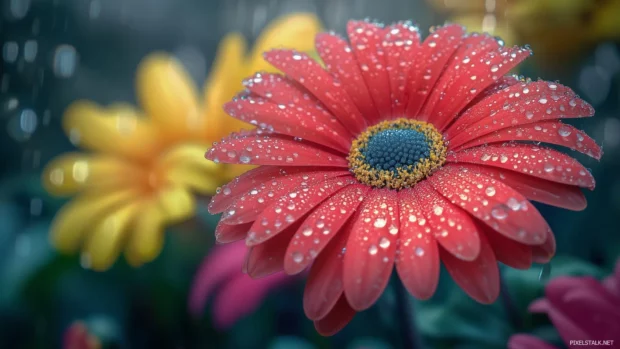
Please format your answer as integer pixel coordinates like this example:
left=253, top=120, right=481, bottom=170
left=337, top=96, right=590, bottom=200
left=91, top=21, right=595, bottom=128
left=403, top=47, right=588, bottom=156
left=205, top=20, right=601, bottom=335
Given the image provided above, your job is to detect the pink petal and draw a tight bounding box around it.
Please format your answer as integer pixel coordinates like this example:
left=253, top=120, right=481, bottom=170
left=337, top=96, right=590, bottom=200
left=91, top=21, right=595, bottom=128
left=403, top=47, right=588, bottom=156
left=343, top=189, right=399, bottom=311
left=220, top=169, right=350, bottom=225
left=440, top=232, right=500, bottom=304
left=285, top=184, right=369, bottom=275
left=263, top=49, right=367, bottom=134
left=347, top=20, right=392, bottom=120
left=212, top=272, right=292, bottom=329
left=316, top=33, right=380, bottom=120
left=453, top=164, right=587, bottom=211
left=224, top=94, right=351, bottom=152
left=303, top=221, right=352, bottom=320
left=313, top=294, right=356, bottom=336
left=446, top=81, right=594, bottom=144
left=245, top=176, right=356, bottom=246
left=448, top=143, right=595, bottom=189
left=454, top=121, right=602, bottom=160
left=206, top=132, right=348, bottom=167
left=396, top=188, right=441, bottom=300
left=429, top=165, right=550, bottom=245
left=188, top=242, right=248, bottom=316
left=508, top=334, right=559, bottom=349
left=414, top=181, right=481, bottom=261
left=405, top=24, right=465, bottom=119
left=214, top=221, right=252, bottom=244
left=383, top=21, right=421, bottom=116
left=603, top=261, right=620, bottom=296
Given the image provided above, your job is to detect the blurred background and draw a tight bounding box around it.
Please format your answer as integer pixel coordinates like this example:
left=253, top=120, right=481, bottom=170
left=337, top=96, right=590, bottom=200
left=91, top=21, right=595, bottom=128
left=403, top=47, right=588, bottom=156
left=1, top=0, right=619, bottom=348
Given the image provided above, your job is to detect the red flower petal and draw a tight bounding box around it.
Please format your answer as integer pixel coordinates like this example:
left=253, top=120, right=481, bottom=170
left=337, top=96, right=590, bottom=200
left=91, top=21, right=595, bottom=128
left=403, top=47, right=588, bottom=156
left=463, top=75, right=521, bottom=113
left=454, top=164, right=587, bottom=211
left=224, top=95, right=351, bottom=152
left=245, top=223, right=298, bottom=278
left=531, top=228, right=556, bottom=263
left=448, top=143, right=595, bottom=189
left=316, top=33, right=380, bottom=121
left=285, top=184, right=369, bottom=275
left=446, top=81, right=594, bottom=144
left=415, top=181, right=481, bottom=261
left=347, top=20, right=392, bottom=120
left=430, top=165, right=550, bottom=245
left=242, top=72, right=317, bottom=107
left=313, top=294, right=356, bottom=336
left=440, top=232, right=500, bottom=304
left=420, top=33, right=502, bottom=126
left=396, top=188, right=440, bottom=300
left=220, top=169, right=350, bottom=224
left=206, top=133, right=348, bottom=167
left=263, top=49, right=367, bottom=134
left=405, top=24, right=465, bottom=119
left=214, top=221, right=253, bottom=244
left=383, top=21, right=421, bottom=116
left=303, top=221, right=352, bottom=320
left=343, top=189, right=399, bottom=311
left=210, top=166, right=313, bottom=214
left=454, top=120, right=602, bottom=160
left=483, top=224, right=533, bottom=270
left=245, top=177, right=356, bottom=246
left=423, top=33, right=530, bottom=130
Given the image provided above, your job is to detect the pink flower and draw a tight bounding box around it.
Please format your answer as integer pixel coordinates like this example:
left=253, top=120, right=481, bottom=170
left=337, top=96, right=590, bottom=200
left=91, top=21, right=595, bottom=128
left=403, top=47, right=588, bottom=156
left=508, top=261, right=620, bottom=349
left=188, top=241, right=296, bottom=329
left=63, top=322, right=101, bottom=349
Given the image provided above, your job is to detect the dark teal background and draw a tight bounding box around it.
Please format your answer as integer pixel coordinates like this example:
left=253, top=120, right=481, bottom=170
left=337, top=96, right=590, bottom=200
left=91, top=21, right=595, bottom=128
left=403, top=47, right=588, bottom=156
left=1, top=0, right=619, bottom=348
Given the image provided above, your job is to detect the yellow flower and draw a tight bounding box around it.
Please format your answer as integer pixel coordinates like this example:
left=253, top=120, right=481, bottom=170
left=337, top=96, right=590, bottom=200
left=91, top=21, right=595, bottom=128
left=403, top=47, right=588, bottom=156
left=42, top=13, right=322, bottom=271
left=427, top=0, right=620, bottom=68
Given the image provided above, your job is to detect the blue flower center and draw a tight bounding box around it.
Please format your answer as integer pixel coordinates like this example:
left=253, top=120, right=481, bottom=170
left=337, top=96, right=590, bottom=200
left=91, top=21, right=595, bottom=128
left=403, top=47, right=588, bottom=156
left=362, top=129, right=431, bottom=172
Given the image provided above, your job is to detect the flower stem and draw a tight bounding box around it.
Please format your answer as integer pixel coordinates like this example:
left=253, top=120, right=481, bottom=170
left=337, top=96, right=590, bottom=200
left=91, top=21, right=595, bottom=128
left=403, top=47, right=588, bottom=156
left=393, top=277, right=420, bottom=349
left=499, top=271, right=522, bottom=329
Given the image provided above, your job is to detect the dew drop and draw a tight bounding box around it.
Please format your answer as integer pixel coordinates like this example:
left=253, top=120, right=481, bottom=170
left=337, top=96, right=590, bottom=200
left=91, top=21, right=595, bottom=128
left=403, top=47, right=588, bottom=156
left=491, top=205, right=508, bottom=220
left=557, top=126, right=572, bottom=137
left=368, top=245, right=378, bottom=255
left=379, top=237, right=390, bottom=249
left=292, top=252, right=304, bottom=263
left=373, top=218, right=387, bottom=228
left=415, top=247, right=424, bottom=256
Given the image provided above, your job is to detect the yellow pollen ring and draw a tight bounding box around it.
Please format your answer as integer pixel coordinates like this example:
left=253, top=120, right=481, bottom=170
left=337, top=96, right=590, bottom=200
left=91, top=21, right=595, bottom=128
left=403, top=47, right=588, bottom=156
left=348, top=118, right=447, bottom=190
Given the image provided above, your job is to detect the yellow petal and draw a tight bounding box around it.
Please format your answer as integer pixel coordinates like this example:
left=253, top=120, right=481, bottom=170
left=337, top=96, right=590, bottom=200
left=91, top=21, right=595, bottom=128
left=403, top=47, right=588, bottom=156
left=222, top=163, right=255, bottom=183
left=203, top=33, right=249, bottom=141
left=50, top=188, right=141, bottom=253
left=136, top=53, right=202, bottom=137
left=82, top=201, right=142, bottom=271
left=125, top=202, right=166, bottom=267
left=63, top=101, right=159, bottom=160
left=156, top=185, right=196, bottom=223
left=42, top=153, right=144, bottom=196
left=246, top=13, right=323, bottom=74
left=157, top=143, right=219, bottom=173
left=156, top=143, right=222, bottom=194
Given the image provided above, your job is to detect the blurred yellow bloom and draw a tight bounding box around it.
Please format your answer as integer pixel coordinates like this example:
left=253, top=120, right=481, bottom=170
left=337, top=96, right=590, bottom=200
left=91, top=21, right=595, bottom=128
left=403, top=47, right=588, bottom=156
left=427, top=0, right=620, bottom=67
left=42, top=13, right=322, bottom=271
